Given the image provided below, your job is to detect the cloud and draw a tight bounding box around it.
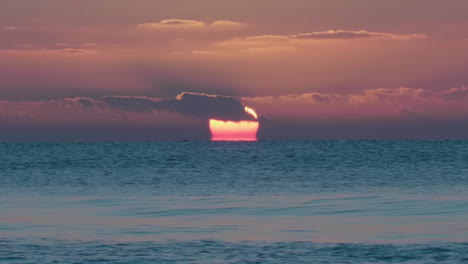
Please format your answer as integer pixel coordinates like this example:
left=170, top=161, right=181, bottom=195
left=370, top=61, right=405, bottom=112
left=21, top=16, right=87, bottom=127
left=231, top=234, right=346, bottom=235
left=192, top=45, right=296, bottom=56
left=201, top=30, right=427, bottom=55
left=348, top=87, right=437, bottom=105
left=441, top=86, right=468, bottom=100
left=213, top=35, right=290, bottom=49
left=138, top=19, right=205, bottom=29
left=243, top=87, right=468, bottom=120
left=100, top=96, right=160, bottom=112
left=101, top=92, right=255, bottom=121
left=219, top=30, right=427, bottom=47
left=0, top=48, right=98, bottom=56
left=293, top=30, right=427, bottom=41
left=246, top=87, right=441, bottom=107
left=2, top=88, right=468, bottom=127
left=244, top=93, right=342, bottom=105
left=137, top=19, right=247, bottom=30
left=0, top=97, right=101, bottom=124
left=3, top=88, right=468, bottom=141
left=64, top=97, right=96, bottom=108
left=171, top=92, right=253, bottom=120
left=0, top=92, right=257, bottom=125
left=210, top=20, right=247, bottom=29
left=0, top=26, right=19, bottom=31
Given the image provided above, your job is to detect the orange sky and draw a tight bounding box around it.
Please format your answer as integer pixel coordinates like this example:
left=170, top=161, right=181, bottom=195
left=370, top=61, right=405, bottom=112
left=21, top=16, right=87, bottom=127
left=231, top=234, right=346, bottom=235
left=1, top=0, right=468, bottom=140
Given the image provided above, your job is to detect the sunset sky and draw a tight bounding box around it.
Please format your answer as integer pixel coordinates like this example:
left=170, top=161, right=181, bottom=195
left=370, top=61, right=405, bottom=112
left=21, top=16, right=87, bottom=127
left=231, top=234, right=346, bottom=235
left=2, top=0, right=468, bottom=140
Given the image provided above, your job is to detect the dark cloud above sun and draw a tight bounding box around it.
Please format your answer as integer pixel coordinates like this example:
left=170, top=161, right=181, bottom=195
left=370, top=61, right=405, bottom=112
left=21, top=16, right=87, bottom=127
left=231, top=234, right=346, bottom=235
left=101, top=92, right=256, bottom=121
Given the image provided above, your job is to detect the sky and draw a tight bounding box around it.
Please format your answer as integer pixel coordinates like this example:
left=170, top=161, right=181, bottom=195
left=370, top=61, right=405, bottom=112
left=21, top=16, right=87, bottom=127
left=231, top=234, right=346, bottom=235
left=2, top=0, right=468, bottom=141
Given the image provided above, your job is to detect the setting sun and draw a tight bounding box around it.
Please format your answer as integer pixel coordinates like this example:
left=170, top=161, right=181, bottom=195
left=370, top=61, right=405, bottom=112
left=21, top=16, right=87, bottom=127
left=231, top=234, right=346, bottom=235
left=210, top=119, right=259, bottom=141
left=209, top=106, right=259, bottom=141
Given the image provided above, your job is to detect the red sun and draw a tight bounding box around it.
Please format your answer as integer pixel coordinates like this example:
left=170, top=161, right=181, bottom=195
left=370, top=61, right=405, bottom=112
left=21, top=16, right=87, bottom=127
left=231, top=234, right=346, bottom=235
left=210, top=119, right=259, bottom=141
left=209, top=106, right=259, bottom=141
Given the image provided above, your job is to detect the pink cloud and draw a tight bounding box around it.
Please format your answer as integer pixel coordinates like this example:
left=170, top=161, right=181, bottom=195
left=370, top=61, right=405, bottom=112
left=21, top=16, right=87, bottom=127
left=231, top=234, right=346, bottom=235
left=137, top=19, right=247, bottom=30
left=0, top=48, right=98, bottom=56
left=293, top=30, right=427, bottom=41
left=138, top=19, right=206, bottom=29
left=5, top=87, right=466, bottom=126
left=211, top=30, right=427, bottom=50
left=243, top=87, right=468, bottom=120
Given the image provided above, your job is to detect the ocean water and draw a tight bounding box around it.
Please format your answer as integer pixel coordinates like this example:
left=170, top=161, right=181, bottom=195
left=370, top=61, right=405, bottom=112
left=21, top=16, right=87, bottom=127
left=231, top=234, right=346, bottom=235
left=1, top=141, right=468, bottom=263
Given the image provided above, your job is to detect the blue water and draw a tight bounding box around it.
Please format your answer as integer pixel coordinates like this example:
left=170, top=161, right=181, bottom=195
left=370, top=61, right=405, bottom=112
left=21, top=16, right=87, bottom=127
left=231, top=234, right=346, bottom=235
left=1, top=141, right=468, bottom=263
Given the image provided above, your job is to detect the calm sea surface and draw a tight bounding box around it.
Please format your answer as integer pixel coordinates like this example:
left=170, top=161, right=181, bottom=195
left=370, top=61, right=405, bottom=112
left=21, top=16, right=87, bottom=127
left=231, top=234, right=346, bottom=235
left=1, top=141, right=468, bottom=263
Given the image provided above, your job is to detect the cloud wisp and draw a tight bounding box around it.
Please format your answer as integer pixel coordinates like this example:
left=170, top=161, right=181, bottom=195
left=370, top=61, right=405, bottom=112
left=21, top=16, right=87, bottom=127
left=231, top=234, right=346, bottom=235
left=292, top=30, right=427, bottom=41
left=138, top=19, right=247, bottom=30
left=0, top=48, right=98, bottom=56
left=189, top=29, right=428, bottom=55
left=243, top=87, right=468, bottom=120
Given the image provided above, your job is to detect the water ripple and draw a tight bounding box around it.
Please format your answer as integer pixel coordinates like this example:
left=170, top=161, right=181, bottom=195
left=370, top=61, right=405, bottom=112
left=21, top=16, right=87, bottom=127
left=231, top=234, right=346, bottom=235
left=1, top=239, right=468, bottom=264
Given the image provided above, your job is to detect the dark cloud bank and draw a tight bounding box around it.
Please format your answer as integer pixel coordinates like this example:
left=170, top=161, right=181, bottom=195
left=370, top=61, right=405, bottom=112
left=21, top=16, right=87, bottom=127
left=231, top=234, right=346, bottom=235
left=0, top=92, right=257, bottom=141
left=2, top=92, right=468, bottom=141
left=93, top=92, right=255, bottom=121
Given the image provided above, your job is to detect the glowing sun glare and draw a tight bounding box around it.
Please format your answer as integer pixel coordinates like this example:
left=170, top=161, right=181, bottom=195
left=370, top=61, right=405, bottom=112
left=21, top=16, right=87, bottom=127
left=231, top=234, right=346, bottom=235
left=209, top=106, right=259, bottom=141
left=210, top=119, right=259, bottom=141
left=245, top=106, right=258, bottom=120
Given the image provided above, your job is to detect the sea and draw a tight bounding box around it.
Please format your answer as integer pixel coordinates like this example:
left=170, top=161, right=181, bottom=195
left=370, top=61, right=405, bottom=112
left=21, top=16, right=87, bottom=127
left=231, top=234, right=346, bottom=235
left=1, top=140, right=468, bottom=263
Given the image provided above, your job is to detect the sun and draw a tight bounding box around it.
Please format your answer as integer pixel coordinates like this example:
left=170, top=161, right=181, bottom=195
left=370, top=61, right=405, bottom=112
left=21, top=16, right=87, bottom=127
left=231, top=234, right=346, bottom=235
left=209, top=107, right=259, bottom=141
left=210, top=120, right=259, bottom=141
left=244, top=106, right=258, bottom=119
